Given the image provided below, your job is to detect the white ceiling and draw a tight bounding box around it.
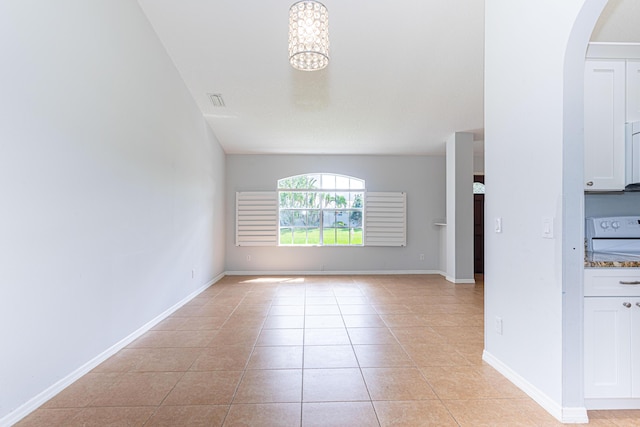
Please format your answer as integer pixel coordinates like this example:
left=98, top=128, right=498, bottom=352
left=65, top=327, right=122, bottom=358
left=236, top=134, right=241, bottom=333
left=137, top=0, right=484, bottom=155
left=137, top=0, right=638, bottom=156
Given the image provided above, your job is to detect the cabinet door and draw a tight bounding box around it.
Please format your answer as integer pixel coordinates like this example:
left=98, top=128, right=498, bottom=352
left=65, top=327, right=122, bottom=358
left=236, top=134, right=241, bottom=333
left=633, top=298, right=640, bottom=398
left=584, top=60, right=626, bottom=191
left=627, top=61, right=640, bottom=123
left=584, top=297, right=632, bottom=398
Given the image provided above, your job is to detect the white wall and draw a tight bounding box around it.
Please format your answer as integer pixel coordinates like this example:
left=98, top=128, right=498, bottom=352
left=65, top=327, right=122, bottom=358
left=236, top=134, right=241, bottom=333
left=474, top=154, right=485, bottom=174
left=484, top=0, right=592, bottom=420
left=486, top=0, right=615, bottom=421
left=226, top=155, right=445, bottom=273
left=0, top=0, right=226, bottom=422
left=446, top=133, right=475, bottom=283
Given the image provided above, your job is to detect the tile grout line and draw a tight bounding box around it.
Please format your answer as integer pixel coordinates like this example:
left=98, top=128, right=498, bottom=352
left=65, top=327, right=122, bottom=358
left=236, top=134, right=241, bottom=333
left=215, top=283, right=266, bottom=426
left=351, top=281, right=383, bottom=427
left=300, top=283, right=307, bottom=426
left=19, top=275, right=570, bottom=426
left=151, top=284, right=244, bottom=425
left=122, top=287, right=233, bottom=426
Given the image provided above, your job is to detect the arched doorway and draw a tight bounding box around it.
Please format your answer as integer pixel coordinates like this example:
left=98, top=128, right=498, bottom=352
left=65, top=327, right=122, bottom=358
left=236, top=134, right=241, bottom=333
left=561, top=0, right=609, bottom=416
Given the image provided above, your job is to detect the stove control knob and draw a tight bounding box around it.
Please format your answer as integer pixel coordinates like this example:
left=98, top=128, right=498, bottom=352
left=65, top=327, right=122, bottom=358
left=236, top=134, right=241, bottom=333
left=611, top=221, right=621, bottom=230
left=600, top=221, right=609, bottom=229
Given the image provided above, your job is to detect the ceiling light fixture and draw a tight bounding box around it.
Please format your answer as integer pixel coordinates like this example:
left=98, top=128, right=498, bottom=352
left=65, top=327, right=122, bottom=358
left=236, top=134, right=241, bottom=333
left=288, top=1, right=329, bottom=71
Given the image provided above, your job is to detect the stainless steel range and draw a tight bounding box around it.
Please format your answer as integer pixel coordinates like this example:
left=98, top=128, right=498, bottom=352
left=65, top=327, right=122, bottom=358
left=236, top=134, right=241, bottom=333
left=586, top=216, right=640, bottom=257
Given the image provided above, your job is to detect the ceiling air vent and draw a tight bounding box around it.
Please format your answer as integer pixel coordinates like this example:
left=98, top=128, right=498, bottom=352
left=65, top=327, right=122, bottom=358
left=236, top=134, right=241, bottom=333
left=207, top=93, right=225, bottom=107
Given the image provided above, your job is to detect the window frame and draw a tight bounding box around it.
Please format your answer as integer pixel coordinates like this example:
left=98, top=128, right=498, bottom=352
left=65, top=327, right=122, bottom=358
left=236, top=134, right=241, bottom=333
left=277, top=173, right=365, bottom=247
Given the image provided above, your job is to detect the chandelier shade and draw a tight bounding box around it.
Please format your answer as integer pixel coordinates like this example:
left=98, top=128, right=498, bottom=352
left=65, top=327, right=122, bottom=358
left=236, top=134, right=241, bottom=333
left=288, top=1, right=329, bottom=71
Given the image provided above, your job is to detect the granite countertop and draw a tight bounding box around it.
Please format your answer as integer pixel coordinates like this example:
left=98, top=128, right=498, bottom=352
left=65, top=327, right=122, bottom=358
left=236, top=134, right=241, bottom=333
left=585, top=251, right=640, bottom=268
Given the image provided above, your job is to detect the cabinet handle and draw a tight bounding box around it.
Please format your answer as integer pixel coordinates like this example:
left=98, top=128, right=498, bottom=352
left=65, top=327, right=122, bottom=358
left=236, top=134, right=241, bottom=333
left=586, top=181, right=594, bottom=187
left=623, top=302, right=632, bottom=308
left=619, top=281, right=640, bottom=285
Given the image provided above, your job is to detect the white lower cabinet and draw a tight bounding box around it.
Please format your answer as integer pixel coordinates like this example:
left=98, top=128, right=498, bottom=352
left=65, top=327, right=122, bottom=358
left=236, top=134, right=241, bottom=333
left=633, top=300, right=640, bottom=399
left=584, top=268, right=640, bottom=404
left=584, top=297, right=637, bottom=398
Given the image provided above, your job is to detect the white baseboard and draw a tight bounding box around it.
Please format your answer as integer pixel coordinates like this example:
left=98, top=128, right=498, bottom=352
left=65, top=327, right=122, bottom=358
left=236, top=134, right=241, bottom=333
left=439, top=271, right=476, bottom=284
left=225, top=269, right=442, bottom=276
left=482, top=350, right=589, bottom=424
left=445, top=275, right=476, bottom=284
left=561, top=407, right=591, bottom=424
left=0, top=272, right=225, bottom=427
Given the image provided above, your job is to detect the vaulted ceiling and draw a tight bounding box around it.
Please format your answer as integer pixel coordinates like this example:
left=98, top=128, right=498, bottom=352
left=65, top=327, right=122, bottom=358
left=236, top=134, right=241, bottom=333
left=137, top=0, right=639, bottom=156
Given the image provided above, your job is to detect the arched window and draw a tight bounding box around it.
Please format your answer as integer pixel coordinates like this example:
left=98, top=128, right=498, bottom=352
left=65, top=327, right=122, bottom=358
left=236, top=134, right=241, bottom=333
left=473, top=182, right=485, bottom=194
left=278, top=173, right=365, bottom=246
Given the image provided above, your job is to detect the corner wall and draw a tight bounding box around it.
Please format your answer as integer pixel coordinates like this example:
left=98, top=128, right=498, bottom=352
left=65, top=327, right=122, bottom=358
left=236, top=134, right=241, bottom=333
left=484, top=0, right=587, bottom=420
left=445, top=132, right=475, bottom=283
left=225, top=154, right=445, bottom=273
left=0, top=1, right=226, bottom=422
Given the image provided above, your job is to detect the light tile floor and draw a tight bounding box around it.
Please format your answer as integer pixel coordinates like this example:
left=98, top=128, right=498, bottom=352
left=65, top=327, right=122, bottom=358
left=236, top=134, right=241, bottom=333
left=15, top=275, right=640, bottom=426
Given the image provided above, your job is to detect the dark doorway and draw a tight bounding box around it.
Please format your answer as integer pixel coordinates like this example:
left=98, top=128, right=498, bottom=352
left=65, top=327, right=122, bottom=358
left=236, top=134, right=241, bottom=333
left=473, top=175, right=485, bottom=274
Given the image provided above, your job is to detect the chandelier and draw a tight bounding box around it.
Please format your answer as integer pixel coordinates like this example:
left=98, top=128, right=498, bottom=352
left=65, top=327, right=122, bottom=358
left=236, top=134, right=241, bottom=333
left=288, top=1, right=329, bottom=71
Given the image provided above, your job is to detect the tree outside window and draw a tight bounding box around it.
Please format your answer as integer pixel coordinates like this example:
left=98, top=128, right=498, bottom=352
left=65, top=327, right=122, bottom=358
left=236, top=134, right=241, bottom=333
left=278, top=174, right=364, bottom=246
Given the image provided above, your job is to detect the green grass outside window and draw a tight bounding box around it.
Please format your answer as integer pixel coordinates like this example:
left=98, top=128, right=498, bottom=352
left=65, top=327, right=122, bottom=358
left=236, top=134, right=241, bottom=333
left=279, top=228, right=362, bottom=245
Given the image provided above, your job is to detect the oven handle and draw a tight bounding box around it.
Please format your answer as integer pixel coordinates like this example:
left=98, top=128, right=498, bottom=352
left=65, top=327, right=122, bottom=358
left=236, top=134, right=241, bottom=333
left=619, top=281, right=640, bottom=285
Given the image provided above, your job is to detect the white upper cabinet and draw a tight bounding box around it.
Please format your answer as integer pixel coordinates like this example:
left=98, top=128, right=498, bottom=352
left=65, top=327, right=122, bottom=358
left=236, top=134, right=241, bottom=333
left=584, top=60, right=626, bottom=191
left=627, top=60, right=640, bottom=123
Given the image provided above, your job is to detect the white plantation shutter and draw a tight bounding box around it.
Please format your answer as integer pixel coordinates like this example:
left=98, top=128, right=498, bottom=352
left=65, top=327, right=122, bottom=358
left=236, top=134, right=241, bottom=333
left=364, top=192, right=406, bottom=246
left=235, top=192, right=278, bottom=246
left=236, top=190, right=407, bottom=247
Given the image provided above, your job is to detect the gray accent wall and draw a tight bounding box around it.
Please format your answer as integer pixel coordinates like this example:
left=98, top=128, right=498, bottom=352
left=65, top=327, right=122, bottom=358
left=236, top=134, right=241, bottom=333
left=225, top=155, right=446, bottom=273
left=585, top=192, right=640, bottom=217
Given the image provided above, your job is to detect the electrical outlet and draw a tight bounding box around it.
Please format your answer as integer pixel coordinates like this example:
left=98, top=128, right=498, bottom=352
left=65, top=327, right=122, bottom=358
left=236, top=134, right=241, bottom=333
left=419, top=254, right=425, bottom=261
left=495, top=316, right=503, bottom=335
left=246, top=255, right=251, bottom=262
left=191, top=269, right=195, bottom=279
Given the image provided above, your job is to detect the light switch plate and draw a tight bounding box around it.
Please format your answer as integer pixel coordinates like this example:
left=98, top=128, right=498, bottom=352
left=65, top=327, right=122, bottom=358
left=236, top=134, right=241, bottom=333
left=542, top=216, right=554, bottom=239
left=494, top=217, right=502, bottom=233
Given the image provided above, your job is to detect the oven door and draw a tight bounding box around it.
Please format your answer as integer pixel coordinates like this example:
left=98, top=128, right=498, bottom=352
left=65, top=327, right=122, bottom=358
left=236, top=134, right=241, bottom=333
left=591, top=238, right=640, bottom=257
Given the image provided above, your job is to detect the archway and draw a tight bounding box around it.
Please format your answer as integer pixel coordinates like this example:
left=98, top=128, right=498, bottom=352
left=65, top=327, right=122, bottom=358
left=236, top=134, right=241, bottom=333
left=561, top=0, right=608, bottom=417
